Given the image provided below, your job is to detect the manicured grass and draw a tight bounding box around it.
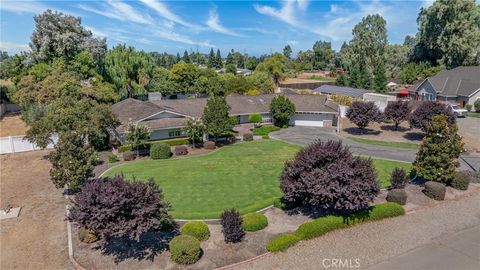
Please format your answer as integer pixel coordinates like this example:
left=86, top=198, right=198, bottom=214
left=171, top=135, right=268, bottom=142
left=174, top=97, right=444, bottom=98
left=467, top=112, right=480, bottom=118
left=104, top=140, right=410, bottom=219
left=371, top=158, right=412, bottom=188
left=252, top=125, right=281, bottom=136
left=348, top=137, right=419, bottom=150
left=104, top=140, right=299, bottom=219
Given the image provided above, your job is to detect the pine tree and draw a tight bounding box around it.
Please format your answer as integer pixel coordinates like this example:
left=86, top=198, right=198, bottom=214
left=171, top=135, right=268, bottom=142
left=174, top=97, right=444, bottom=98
left=348, top=64, right=359, bottom=87
left=176, top=53, right=181, bottom=63
left=413, top=115, right=464, bottom=184
left=202, top=96, right=234, bottom=141
left=373, top=62, right=388, bottom=93
left=208, top=48, right=215, bottom=68
left=182, top=50, right=190, bottom=63
left=226, top=51, right=234, bottom=65
left=357, top=64, right=371, bottom=89
left=215, top=49, right=223, bottom=68
left=336, top=74, right=348, bottom=86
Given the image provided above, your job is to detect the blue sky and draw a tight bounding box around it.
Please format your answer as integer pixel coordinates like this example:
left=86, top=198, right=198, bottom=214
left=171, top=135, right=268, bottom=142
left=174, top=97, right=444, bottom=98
left=0, top=0, right=433, bottom=56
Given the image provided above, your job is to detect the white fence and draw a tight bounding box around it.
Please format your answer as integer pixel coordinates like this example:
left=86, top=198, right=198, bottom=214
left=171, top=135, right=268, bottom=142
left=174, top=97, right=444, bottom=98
left=0, top=135, right=58, bottom=154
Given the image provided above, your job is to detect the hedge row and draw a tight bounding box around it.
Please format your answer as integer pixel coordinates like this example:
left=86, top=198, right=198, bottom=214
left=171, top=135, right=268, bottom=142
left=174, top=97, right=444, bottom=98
left=266, top=202, right=405, bottom=252
left=118, top=138, right=190, bottom=153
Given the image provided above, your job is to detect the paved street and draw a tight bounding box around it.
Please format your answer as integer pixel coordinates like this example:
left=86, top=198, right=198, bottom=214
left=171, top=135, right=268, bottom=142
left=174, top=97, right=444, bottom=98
left=367, top=225, right=480, bottom=270
left=270, top=126, right=479, bottom=171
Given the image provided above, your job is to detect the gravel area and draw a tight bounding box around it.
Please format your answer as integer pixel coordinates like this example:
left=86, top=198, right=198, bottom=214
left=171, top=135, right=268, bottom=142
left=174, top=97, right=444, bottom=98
left=233, top=190, right=480, bottom=270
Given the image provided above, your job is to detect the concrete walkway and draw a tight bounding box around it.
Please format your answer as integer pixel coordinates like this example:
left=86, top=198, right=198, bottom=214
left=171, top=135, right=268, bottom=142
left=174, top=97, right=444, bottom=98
left=233, top=191, right=480, bottom=270
left=270, top=126, right=479, bottom=171
left=367, top=225, right=480, bottom=270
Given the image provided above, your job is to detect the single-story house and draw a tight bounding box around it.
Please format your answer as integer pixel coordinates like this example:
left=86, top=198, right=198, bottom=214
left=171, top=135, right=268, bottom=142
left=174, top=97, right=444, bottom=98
left=415, top=66, right=480, bottom=106
left=111, top=94, right=339, bottom=142
left=313, top=85, right=372, bottom=98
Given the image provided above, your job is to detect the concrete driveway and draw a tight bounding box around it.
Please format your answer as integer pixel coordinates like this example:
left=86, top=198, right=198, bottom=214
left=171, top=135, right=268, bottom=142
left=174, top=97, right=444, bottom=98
left=270, top=126, right=417, bottom=163
left=270, top=126, right=479, bottom=171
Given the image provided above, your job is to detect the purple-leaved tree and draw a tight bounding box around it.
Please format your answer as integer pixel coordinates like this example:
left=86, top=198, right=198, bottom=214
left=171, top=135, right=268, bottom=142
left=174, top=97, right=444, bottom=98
left=346, top=101, right=383, bottom=130
left=280, top=140, right=379, bottom=213
left=384, top=101, right=410, bottom=129
left=409, top=101, right=455, bottom=132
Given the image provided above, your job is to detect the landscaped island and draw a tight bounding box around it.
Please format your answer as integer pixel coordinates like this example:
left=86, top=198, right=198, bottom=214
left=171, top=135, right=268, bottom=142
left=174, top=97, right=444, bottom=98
left=104, top=140, right=411, bottom=219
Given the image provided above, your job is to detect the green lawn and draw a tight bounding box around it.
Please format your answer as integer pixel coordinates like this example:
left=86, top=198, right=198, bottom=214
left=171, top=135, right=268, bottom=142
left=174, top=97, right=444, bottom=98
left=467, top=112, right=480, bottom=118
left=305, top=76, right=337, bottom=82
left=252, top=125, right=281, bottom=135
left=104, top=140, right=410, bottom=219
left=371, top=158, right=412, bottom=188
left=348, top=137, right=420, bottom=150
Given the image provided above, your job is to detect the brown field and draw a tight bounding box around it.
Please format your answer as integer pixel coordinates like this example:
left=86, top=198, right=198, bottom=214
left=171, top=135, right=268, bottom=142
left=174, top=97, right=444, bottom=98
left=0, top=150, right=72, bottom=270
left=0, top=113, right=29, bottom=137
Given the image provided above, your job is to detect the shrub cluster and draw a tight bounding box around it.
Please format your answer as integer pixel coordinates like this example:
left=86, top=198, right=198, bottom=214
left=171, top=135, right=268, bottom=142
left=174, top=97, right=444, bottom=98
left=181, top=221, right=210, bottom=241
left=280, top=140, right=379, bottom=213
left=451, top=171, right=470, bottom=190
left=169, top=235, right=201, bottom=265
left=423, top=181, right=446, bottom=200
left=386, top=189, right=407, bottom=205
left=243, top=133, right=253, bottom=141
left=391, top=168, right=409, bottom=189
left=266, top=233, right=300, bottom=252
left=220, top=209, right=245, bottom=243
left=241, top=213, right=268, bottom=232
left=108, top=154, right=118, bottom=163
left=266, top=202, right=405, bottom=252
left=150, top=143, right=171, bottom=159
left=174, top=145, right=188, bottom=156
left=117, top=139, right=190, bottom=153
left=262, top=134, right=269, bottom=139
left=204, top=141, right=216, bottom=149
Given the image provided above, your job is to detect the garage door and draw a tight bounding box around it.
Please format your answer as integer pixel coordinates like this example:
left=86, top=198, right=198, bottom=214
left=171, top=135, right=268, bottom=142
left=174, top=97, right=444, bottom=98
left=290, top=113, right=324, bottom=127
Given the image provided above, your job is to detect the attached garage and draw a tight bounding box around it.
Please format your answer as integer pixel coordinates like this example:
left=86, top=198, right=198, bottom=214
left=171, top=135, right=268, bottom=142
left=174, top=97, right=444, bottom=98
left=289, top=112, right=335, bottom=127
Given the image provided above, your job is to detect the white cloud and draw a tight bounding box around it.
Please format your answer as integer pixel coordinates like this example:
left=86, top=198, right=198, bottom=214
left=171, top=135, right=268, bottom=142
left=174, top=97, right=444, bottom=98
left=254, top=0, right=300, bottom=27
left=422, top=0, right=434, bottom=8
left=0, top=0, right=48, bottom=14
left=78, top=0, right=153, bottom=25
left=206, top=8, right=244, bottom=37
left=139, top=0, right=197, bottom=29
left=0, top=41, right=30, bottom=53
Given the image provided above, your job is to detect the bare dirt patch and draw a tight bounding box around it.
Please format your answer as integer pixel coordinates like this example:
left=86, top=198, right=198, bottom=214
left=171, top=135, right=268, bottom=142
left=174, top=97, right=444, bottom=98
left=0, top=150, right=71, bottom=270
left=0, top=113, right=29, bottom=137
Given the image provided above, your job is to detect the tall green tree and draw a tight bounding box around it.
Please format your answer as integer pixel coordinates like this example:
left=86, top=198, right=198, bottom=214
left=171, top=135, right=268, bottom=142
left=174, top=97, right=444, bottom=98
left=283, top=45, right=292, bottom=59
left=373, top=62, right=387, bottom=93
left=215, top=49, right=223, bottom=68
left=207, top=48, right=216, bottom=68
left=202, top=96, right=234, bottom=140
left=255, top=53, right=287, bottom=86
left=413, top=115, right=464, bottom=184
left=350, top=14, right=388, bottom=75
left=103, top=44, right=153, bottom=98
left=312, top=41, right=335, bottom=69
left=183, top=118, right=206, bottom=148
left=414, top=0, right=480, bottom=68
left=170, top=63, right=199, bottom=93
left=270, top=95, right=295, bottom=128
left=147, top=67, right=180, bottom=95
left=182, top=50, right=191, bottom=63
left=125, top=122, right=151, bottom=156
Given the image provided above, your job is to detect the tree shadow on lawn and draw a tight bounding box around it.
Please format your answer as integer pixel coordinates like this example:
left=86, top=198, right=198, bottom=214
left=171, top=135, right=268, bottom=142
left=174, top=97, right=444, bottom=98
left=403, top=132, right=425, bottom=142
left=97, top=230, right=176, bottom=264
left=343, top=127, right=381, bottom=136
left=380, top=125, right=410, bottom=132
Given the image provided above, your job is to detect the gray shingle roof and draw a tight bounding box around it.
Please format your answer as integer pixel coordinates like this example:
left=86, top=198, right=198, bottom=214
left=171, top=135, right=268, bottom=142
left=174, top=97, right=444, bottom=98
left=425, top=66, right=480, bottom=97
left=313, top=85, right=372, bottom=98
left=112, top=98, right=162, bottom=123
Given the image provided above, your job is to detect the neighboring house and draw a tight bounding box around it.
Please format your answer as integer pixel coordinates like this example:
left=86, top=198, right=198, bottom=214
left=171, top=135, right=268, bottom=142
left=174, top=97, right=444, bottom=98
left=313, top=85, right=372, bottom=98
left=216, top=68, right=252, bottom=76
left=112, top=94, right=339, bottom=143
left=363, top=93, right=397, bottom=112
left=415, top=66, right=480, bottom=106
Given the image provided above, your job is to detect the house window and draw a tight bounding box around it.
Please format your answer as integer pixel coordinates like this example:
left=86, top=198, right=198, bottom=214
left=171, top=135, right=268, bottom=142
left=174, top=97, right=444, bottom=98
left=168, top=129, right=181, bottom=137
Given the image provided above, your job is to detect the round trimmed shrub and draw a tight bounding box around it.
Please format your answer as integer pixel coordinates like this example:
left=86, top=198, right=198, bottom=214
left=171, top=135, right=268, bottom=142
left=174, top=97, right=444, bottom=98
left=108, top=154, right=118, bottom=163
left=451, top=171, right=470, bottom=190
left=241, top=213, right=268, bottom=232
left=181, top=221, right=210, bottom=241
left=423, top=181, right=446, bottom=200
left=295, top=216, right=348, bottom=240
left=386, top=189, right=407, bottom=205
left=266, top=233, right=300, bottom=252
left=204, top=141, right=216, bottom=150
left=169, top=235, right=201, bottom=265
left=243, top=133, right=253, bottom=141
left=78, top=227, right=98, bottom=243
left=150, top=143, right=171, bottom=159
left=368, top=202, right=405, bottom=221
